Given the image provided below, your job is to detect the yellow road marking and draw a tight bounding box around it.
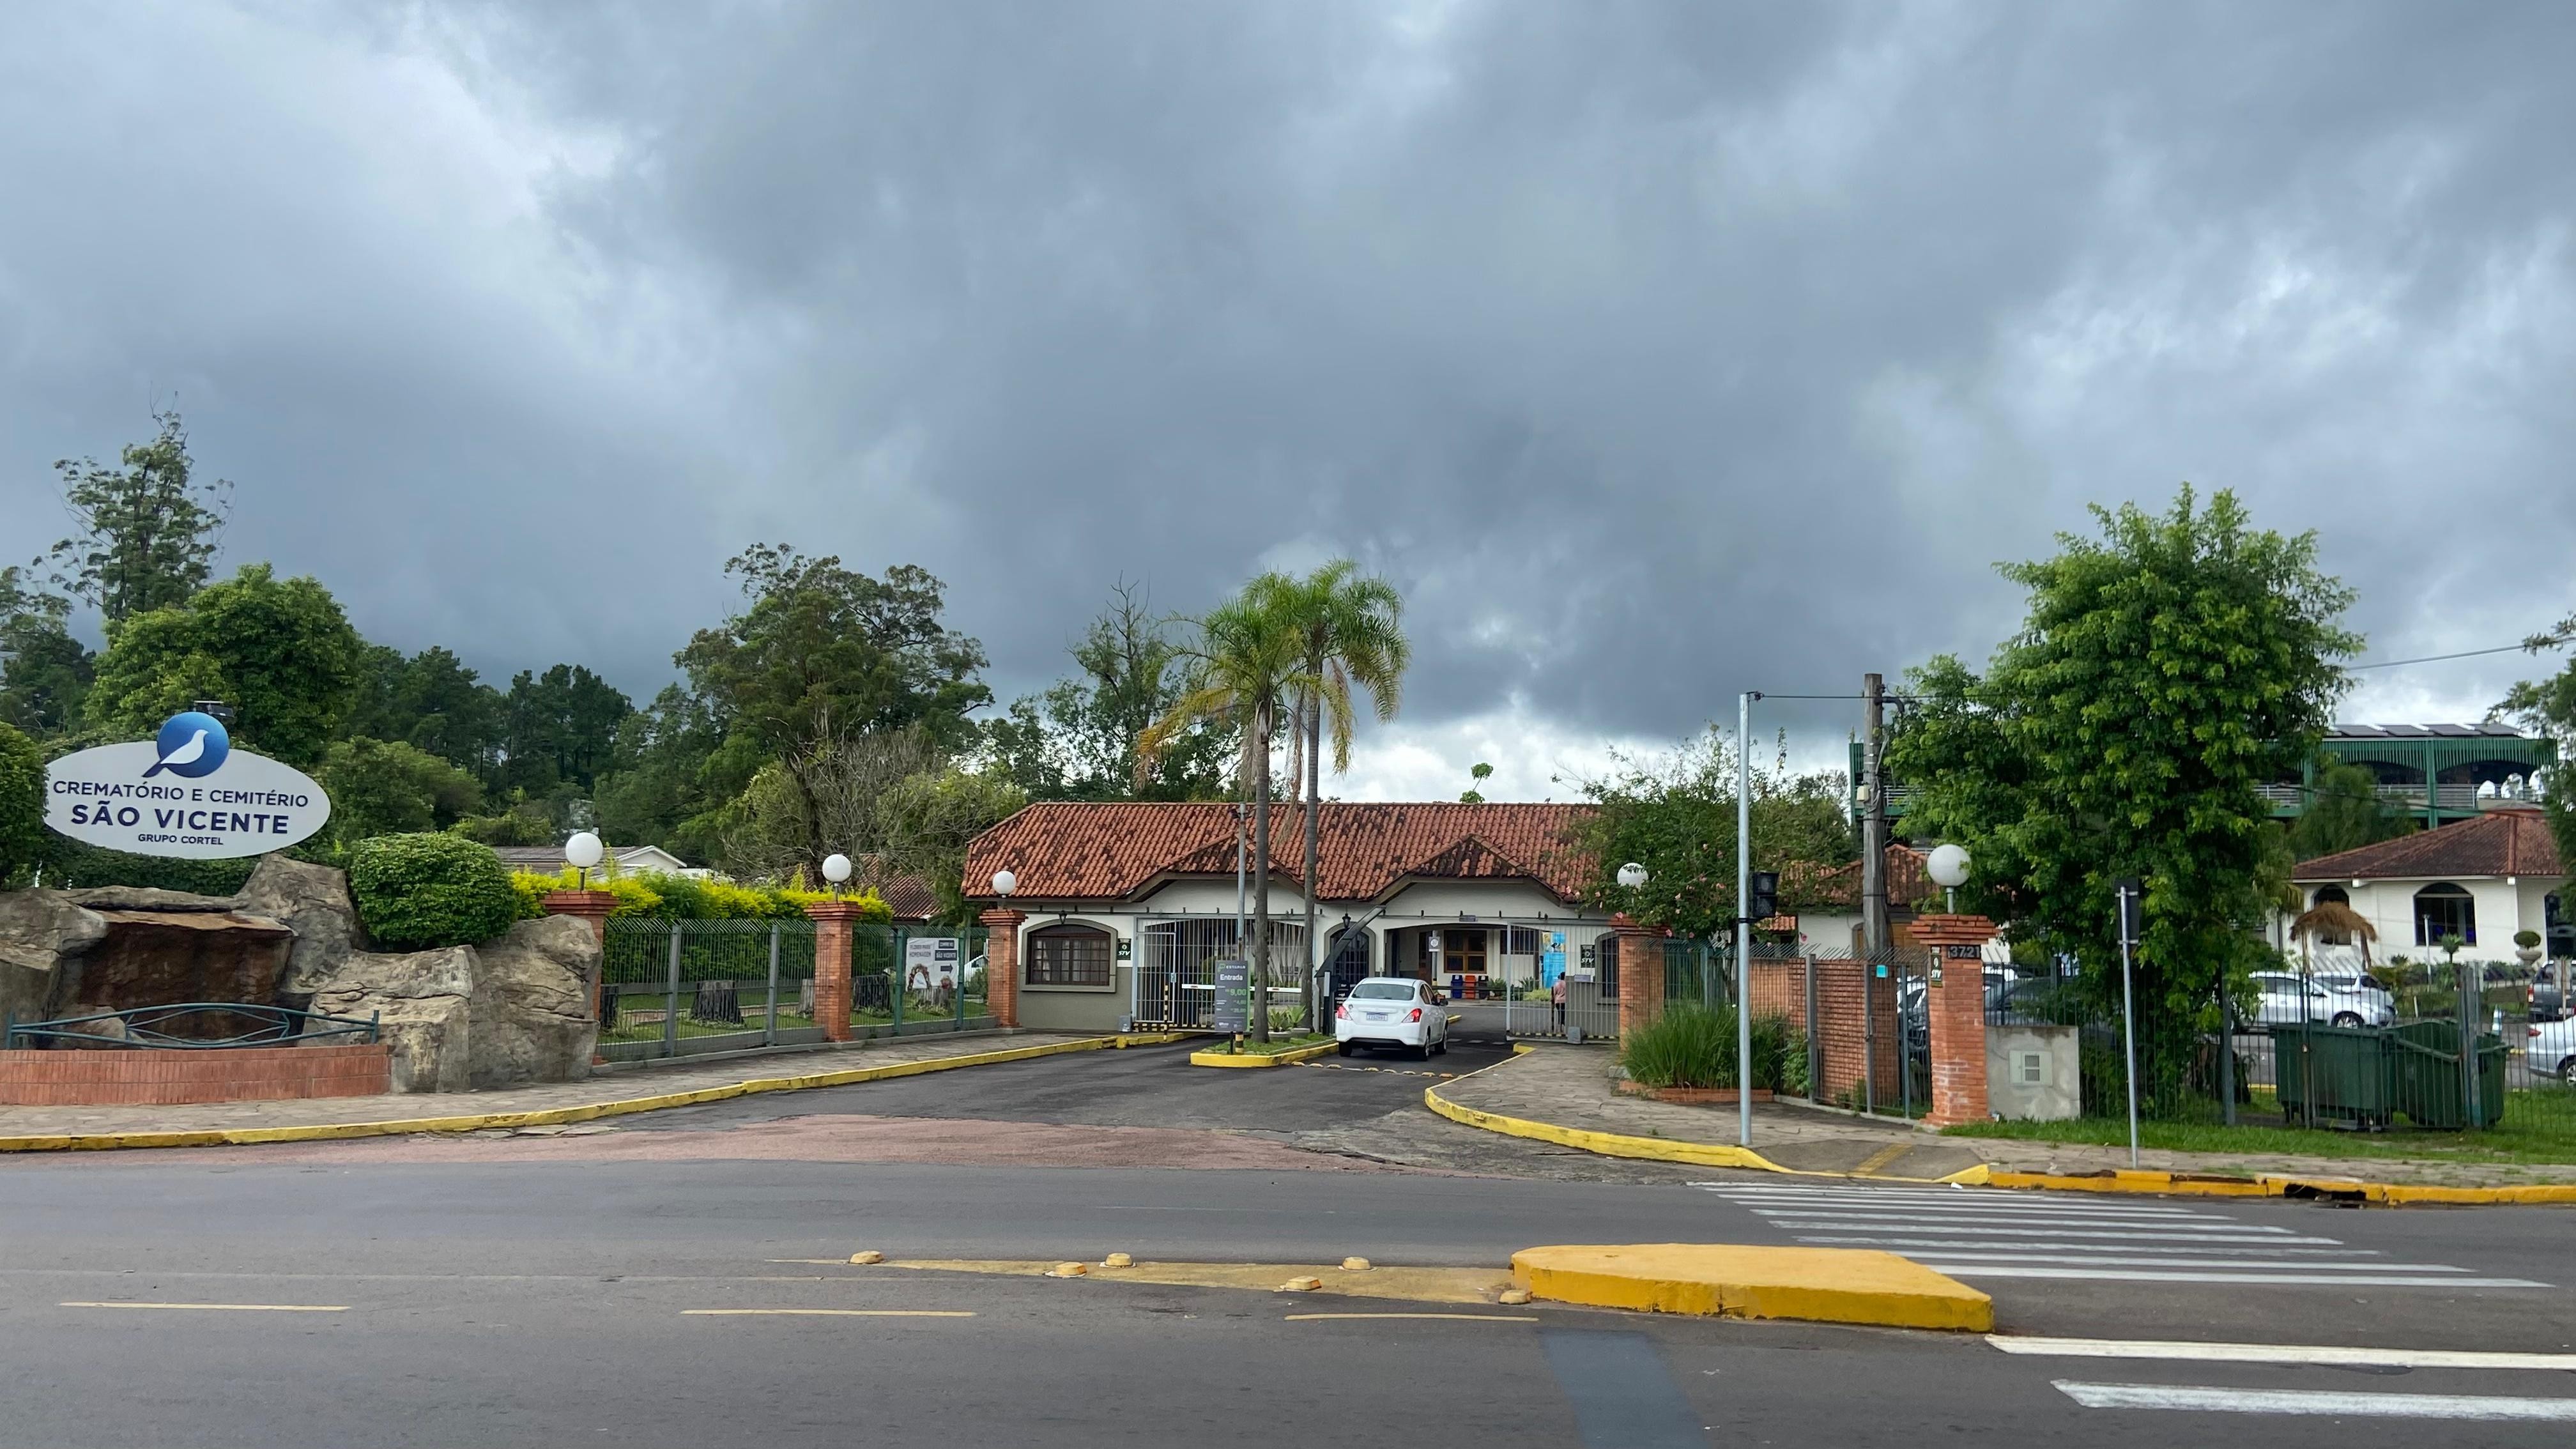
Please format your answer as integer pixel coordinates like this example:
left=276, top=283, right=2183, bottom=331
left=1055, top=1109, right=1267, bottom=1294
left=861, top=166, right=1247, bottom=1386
left=61, top=1301, right=347, bottom=1312
left=682, top=1309, right=975, bottom=1317
left=1851, top=1141, right=1915, bottom=1177
left=1285, top=1313, right=1538, bottom=1322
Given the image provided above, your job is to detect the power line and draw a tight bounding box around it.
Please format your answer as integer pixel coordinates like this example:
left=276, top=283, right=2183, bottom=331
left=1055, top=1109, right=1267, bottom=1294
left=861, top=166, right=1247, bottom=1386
left=2352, top=640, right=2568, bottom=671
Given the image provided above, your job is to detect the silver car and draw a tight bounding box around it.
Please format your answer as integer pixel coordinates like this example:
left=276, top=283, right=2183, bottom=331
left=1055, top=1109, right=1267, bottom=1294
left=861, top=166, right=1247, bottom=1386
left=2251, top=970, right=2395, bottom=1028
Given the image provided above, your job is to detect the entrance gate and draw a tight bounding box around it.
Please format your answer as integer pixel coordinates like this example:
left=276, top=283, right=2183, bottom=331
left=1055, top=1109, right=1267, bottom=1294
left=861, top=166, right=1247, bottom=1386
left=1131, top=918, right=1306, bottom=1031
left=1496, top=923, right=1618, bottom=1041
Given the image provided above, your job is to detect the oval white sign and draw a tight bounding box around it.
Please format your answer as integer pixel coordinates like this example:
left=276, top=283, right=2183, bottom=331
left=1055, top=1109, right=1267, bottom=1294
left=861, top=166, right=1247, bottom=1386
left=46, top=742, right=333, bottom=859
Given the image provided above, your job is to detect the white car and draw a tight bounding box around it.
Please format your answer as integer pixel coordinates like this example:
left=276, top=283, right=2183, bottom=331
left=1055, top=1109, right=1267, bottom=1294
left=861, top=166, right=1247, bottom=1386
left=2251, top=970, right=2394, bottom=1028
left=1334, top=977, right=1448, bottom=1059
left=2526, top=1018, right=2576, bottom=1087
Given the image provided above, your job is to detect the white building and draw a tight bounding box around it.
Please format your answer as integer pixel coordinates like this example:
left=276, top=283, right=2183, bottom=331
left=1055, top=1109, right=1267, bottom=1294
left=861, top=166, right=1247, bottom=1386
left=2285, top=804, right=2566, bottom=969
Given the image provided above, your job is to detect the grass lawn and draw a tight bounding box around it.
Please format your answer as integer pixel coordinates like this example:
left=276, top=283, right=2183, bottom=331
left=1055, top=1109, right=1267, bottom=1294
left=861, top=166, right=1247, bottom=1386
left=1946, top=1103, right=2576, bottom=1166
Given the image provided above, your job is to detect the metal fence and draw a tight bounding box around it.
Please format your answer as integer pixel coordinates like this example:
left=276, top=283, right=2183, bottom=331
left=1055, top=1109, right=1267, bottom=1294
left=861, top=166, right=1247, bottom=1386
left=599, top=919, right=990, bottom=1063
left=1987, top=956, right=2576, bottom=1138
left=1131, top=920, right=1307, bottom=1031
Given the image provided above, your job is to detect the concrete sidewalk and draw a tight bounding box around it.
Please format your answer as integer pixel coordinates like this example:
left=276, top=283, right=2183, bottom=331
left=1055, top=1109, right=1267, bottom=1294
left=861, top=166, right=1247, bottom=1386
left=0, top=1031, right=1117, bottom=1149
left=1440, top=1045, right=2576, bottom=1189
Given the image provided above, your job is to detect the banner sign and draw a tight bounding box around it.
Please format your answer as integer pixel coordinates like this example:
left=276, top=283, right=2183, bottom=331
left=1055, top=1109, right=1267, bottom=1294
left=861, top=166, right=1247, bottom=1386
left=904, top=936, right=962, bottom=993
left=43, top=711, right=332, bottom=859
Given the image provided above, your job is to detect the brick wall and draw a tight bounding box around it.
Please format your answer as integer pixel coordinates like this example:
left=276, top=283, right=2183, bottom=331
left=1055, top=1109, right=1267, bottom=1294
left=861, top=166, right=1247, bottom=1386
left=1812, top=956, right=1899, bottom=1108
left=0, top=1044, right=392, bottom=1107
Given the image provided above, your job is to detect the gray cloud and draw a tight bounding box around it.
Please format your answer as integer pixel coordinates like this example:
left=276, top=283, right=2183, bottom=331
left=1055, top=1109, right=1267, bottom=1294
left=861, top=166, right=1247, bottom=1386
left=4, top=1, right=2572, bottom=774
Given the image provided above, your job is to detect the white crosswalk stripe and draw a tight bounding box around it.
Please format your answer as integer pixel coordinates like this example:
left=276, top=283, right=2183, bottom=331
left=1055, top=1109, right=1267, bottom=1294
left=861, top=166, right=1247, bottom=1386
left=1995, top=1337, right=2576, bottom=1418
left=1689, top=1181, right=2552, bottom=1289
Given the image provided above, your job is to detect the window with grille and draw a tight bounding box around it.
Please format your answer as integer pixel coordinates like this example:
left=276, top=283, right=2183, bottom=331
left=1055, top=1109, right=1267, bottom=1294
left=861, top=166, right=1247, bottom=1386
left=1027, top=926, right=1114, bottom=986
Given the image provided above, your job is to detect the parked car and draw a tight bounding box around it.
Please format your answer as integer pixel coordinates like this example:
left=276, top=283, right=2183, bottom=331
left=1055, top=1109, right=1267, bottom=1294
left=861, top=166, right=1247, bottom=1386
left=2529, top=972, right=2571, bottom=1024
left=2526, top=1017, right=2576, bottom=1086
left=2250, top=970, right=2394, bottom=1028
left=1333, top=976, right=1448, bottom=1059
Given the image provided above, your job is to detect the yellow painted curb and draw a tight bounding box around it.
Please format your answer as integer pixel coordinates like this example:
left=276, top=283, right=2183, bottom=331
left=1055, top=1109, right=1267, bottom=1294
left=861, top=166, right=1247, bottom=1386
left=0, top=1034, right=1184, bottom=1154
left=1188, top=1040, right=1342, bottom=1069
left=1513, top=1243, right=1991, bottom=1331
left=1422, top=1060, right=1988, bottom=1184
left=1986, top=1167, right=2576, bottom=1206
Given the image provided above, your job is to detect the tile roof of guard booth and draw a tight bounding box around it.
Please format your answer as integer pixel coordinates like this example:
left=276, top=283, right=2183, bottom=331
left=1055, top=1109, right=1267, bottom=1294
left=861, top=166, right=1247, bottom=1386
left=960, top=801, right=1597, bottom=904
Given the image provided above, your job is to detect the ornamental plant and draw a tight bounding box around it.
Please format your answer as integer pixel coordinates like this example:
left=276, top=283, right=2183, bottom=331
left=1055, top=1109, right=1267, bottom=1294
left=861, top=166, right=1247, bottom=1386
left=349, top=832, right=519, bottom=949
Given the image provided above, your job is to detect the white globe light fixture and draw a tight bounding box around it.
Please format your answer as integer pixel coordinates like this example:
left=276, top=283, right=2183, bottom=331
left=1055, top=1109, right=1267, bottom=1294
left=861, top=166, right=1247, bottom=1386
left=1616, top=862, right=1648, bottom=890
left=564, top=830, right=604, bottom=887
left=991, top=869, right=1017, bottom=898
left=822, top=853, right=853, bottom=899
left=1926, top=843, right=1970, bottom=912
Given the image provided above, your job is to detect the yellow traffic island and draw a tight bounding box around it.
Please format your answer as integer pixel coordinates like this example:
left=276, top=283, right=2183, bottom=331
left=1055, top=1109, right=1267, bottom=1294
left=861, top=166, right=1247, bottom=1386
left=1187, top=1038, right=1342, bottom=1069
left=1511, top=1244, right=1992, bottom=1332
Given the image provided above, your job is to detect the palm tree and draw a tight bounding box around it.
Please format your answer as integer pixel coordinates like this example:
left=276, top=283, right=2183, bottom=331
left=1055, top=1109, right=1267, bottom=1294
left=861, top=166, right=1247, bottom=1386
left=1252, top=563, right=1409, bottom=1027
left=1138, top=584, right=1305, bottom=1042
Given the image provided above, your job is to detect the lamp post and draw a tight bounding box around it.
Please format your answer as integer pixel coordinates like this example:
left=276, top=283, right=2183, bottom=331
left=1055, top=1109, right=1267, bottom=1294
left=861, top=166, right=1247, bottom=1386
left=565, top=831, right=604, bottom=890
left=822, top=852, right=853, bottom=900
left=1736, top=691, right=1759, bottom=1149
left=1926, top=843, right=1970, bottom=916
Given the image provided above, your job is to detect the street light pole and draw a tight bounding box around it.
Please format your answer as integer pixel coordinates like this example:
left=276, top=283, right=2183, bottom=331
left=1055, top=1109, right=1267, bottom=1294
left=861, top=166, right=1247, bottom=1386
left=2115, top=877, right=2143, bottom=1169
left=1738, top=690, right=1758, bottom=1149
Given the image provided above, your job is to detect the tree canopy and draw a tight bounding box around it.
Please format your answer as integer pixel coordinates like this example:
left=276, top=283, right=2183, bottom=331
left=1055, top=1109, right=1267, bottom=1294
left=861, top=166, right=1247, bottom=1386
left=1885, top=486, right=2359, bottom=1082
left=2497, top=612, right=2576, bottom=879
left=1570, top=727, right=1854, bottom=939
left=2285, top=755, right=2417, bottom=861
left=85, top=563, right=365, bottom=770
left=40, top=409, right=231, bottom=626
left=985, top=580, right=1236, bottom=802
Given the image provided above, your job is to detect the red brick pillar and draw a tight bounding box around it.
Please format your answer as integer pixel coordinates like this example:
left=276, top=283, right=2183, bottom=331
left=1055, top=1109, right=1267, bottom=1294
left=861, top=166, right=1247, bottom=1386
left=1913, top=914, right=1998, bottom=1127
left=1613, top=916, right=1667, bottom=1040
left=806, top=900, right=864, bottom=1043
left=540, top=889, right=617, bottom=1019
left=980, top=910, right=1025, bottom=1029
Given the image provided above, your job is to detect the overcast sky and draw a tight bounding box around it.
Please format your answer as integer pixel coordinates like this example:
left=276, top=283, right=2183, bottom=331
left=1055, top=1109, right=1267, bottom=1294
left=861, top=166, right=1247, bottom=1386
left=5, top=3, right=2572, bottom=800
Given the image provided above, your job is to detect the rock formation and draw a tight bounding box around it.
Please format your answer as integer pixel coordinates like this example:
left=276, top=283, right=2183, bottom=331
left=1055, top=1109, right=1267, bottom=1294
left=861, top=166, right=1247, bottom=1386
left=234, top=856, right=364, bottom=1004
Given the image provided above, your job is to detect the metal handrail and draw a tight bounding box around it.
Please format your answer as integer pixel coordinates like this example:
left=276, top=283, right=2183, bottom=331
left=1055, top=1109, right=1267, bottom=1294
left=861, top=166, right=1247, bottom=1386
left=2, top=1003, right=381, bottom=1051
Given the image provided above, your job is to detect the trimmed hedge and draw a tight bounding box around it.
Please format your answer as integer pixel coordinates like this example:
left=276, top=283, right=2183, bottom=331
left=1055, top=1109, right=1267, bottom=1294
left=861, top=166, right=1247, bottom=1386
left=350, top=832, right=519, bottom=950
left=507, top=866, right=891, bottom=924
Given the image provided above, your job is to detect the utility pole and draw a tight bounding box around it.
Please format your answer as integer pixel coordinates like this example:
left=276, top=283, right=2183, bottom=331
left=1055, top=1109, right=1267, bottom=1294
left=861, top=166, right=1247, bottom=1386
left=1861, top=673, right=1889, bottom=956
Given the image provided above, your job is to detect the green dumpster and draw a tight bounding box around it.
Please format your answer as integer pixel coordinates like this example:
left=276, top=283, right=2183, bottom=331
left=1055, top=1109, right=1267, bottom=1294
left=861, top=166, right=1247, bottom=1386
left=2388, top=1020, right=2507, bottom=1130
left=2272, top=1022, right=2394, bottom=1128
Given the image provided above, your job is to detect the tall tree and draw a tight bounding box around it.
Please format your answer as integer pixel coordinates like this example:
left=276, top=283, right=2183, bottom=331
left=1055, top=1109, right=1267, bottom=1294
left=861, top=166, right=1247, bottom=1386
left=1573, top=726, right=1855, bottom=938
left=985, top=580, right=1236, bottom=801
left=2497, top=612, right=2576, bottom=877
left=344, top=644, right=509, bottom=781
left=2286, top=755, right=2418, bottom=859
left=1139, top=583, right=1305, bottom=1043
left=501, top=664, right=632, bottom=793
left=680, top=545, right=989, bottom=884
left=0, top=565, right=94, bottom=739
left=312, top=737, right=486, bottom=853
left=1255, top=561, right=1409, bottom=1018
left=84, top=564, right=364, bottom=769
left=40, top=410, right=231, bottom=626
left=595, top=684, right=728, bottom=861
left=1885, top=486, right=2359, bottom=1088
left=0, top=721, right=42, bottom=886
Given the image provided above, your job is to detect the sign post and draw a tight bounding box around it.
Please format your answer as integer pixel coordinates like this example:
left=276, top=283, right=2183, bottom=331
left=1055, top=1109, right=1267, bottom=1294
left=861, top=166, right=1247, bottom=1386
left=43, top=710, right=332, bottom=860
left=1213, top=957, right=1248, bottom=1051
left=2114, top=876, right=2144, bottom=1169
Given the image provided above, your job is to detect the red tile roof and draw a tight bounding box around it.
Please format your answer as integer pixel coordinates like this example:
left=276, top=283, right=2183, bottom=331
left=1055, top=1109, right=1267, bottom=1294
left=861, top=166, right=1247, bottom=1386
left=1813, top=845, right=1934, bottom=911
left=852, top=855, right=941, bottom=921
left=963, top=802, right=1596, bottom=904
left=2292, top=807, right=2563, bottom=882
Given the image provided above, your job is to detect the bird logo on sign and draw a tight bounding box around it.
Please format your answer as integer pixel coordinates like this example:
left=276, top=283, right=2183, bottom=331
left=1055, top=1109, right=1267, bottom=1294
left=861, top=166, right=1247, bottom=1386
left=142, top=711, right=231, bottom=779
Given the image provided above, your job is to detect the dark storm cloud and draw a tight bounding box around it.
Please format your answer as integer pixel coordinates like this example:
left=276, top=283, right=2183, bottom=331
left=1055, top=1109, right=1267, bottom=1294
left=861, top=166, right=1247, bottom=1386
left=5, top=2, right=2572, bottom=762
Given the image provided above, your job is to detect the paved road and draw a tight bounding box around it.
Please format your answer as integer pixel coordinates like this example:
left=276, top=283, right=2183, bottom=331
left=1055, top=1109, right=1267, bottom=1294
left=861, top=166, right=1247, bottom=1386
left=7, top=1039, right=2576, bottom=1443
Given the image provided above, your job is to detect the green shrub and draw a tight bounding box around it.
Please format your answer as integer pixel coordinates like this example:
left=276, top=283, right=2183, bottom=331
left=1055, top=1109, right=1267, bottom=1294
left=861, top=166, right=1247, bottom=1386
left=1622, top=1003, right=1804, bottom=1091
left=33, top=834, right=259, bottom=894
left=349, top=832, right=518, bottom=949
left=0, top=723, right=44, bottom=885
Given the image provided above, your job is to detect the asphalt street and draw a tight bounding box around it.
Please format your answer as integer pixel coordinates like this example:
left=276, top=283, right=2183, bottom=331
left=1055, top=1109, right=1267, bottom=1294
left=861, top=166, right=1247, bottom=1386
left=4, top=1035, right=2574, bottom=1445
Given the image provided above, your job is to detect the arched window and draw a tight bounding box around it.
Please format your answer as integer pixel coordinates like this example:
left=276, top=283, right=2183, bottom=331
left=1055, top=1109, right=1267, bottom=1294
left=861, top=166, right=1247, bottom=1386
left=2413, top=883, right=2476, bottom=948
left=2312, top=885, right=2349, bottom=908
left=1026, top=924, right=1114, bottom=987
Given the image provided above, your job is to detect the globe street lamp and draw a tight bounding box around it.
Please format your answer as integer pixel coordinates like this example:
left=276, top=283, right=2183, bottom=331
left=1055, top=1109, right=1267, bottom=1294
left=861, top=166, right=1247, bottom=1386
left=822, top=852, right=853, bottom=900
left=1616, top=862, right=1648, bottom=890
left=991, top=869, right=1017, bottom=898
left=564, top=831, right=604, bottom=890
left=1926, top=843, right=1970, bottom=914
